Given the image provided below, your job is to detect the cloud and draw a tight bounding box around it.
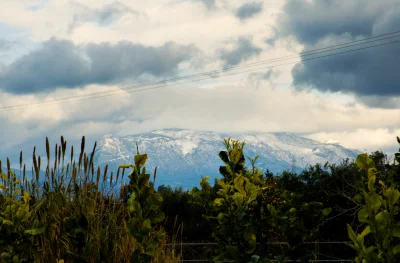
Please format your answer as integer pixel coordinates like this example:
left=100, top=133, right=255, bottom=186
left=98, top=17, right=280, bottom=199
left=68, top=1, right=144, bottom=33
left=0, top=40, right=13, bottom=51
left=356, top=95, right=400, bottom=109
left=304, top=128, right=400, bottom=160
left=235, top=2, right=263, bottom=20
left=2, top=78, right=400, bottom=160
left=238, top=69, right=280, bottom=90
left=25, top=0, right=48, bottom=12
left=191, top=0, right=216, bottom=9
left=0, top=38, right=203, bottom=94
left=272, top=0, right=400, bottom=108
left=219, top=37, right=262, bottom=68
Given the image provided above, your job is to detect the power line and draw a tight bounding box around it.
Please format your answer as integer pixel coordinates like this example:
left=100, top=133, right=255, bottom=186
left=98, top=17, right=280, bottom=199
left=2, top=37, right=399, bottom=111
left=6, top=30, right=400, bottom=105
left=1, top=35, right=400, bottom=111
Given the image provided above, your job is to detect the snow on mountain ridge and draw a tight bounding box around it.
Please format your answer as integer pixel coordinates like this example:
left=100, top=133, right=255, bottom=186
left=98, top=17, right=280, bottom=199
left=95, top=129, right=361, bottom=189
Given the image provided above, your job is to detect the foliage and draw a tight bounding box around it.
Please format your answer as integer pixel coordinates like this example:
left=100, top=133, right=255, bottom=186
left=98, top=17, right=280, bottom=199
left=266, top=189, right=332, bottom=260
left=191, top=139, right=266, bottom=262
left=118, top=148, right=166, bottom=263
left=0, top=170, right=46, bottom=263
left=346, top=137, right=400, bottom=263
left=0, top=136, right=181, bottom=263
left=157, top=185, right=211, bottom=242
left=191, top=138, right=332, bottom=262
left=2, top=133, right=400, bottom=262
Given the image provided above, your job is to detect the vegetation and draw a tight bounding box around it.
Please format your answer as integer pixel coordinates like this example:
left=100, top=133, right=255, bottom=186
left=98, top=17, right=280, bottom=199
left=0, top=137, right=180, bottom=263
left=346, top=139, right=400, bottom=262
left=0, top=134, right=399, bottom=262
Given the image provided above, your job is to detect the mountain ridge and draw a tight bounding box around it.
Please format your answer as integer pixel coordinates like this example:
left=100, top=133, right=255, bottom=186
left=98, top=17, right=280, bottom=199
left=93, top=129, right=362, bottom=189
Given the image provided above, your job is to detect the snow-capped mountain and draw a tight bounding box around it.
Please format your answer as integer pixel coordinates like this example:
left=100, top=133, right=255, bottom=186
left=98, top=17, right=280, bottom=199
left=93, top=129, right=362, bottom=190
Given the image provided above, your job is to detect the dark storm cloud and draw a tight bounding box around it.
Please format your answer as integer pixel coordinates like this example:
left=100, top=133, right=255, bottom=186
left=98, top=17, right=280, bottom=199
left=235, top=2, right=263, bottom=20
left=68, top=2, right=143, bottom=32
left=219, top=37, right=262, bottom=68
left=355, top=95, right=400, bottom=109
left=0, top=38, right=202, bottom=94
left=273, top=0, right=400, bottom=108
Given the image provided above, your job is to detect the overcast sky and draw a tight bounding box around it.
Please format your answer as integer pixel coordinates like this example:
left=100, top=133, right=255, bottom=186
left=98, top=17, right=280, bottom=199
left=0, top=0, right=400, bottom=167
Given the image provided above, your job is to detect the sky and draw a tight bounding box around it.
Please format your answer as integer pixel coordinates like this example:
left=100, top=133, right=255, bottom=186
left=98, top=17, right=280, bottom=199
left=0, top=0, right=400, bottom=168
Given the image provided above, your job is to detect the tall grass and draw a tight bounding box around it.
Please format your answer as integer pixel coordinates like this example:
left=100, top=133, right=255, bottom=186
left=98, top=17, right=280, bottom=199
left=0, top=136, right=181, bottom=263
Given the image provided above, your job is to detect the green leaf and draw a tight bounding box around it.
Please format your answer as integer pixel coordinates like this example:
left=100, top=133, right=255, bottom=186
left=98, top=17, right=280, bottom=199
left=25, top=219, right=46, bottom=235
left=368, top=168, right=378, bottom=178
left=130, top=201, right=142, bottom=214
left=234, top=177, right=246, bottom=195
left=16, top=207, right=30, bottom=222
left=154, top=193, right=163, bottom=203
left=360, top=225, right=371, bottom=238
left=393, top=244, right=400, bottom=254
left=142, top=219, right=151, bottom=234
left=21, top=191, right=30, bottom=203
left=364, top=245, right=376, bottom=254
left=356, top=154, right=368, bottom=170
left=244, top=233, right=257, bottom=254
left=375, top=211, right=387, bottom=225
left=233, top=193, right=244, bottom=207
left=392, top=228, right=400, bottom=238
left=134, top=154, right=148, bottom=169
left=251, top=255, right=260, bottom=263
left=2, top=219, right=13, bottom=225
left=118, top=164, right=134, bottom=169
left=309, top=201, right=323, bottom=207
left=151, top=212, right=165, bottom=224
left=230, top=147, right=243, bottom=165
left=384, top=188, right=400, bottom=207
left=347, top=224, right=358, bottom=245
left=358, top=207, right=369, bottom=223
left=368, top=174, right=376, bottom=192
left=365, top=193, right=382, bottom=214
left=213, top=252, right=233, bottom=263
left=346, top=243, right=358, bottom=251
left=366, top=157, right=376, bottom=169
left=217, top=212, right=225, bottom=224
left=356, top=154, right=376, bottom=170
left=200, top=176, right=211, bottom=193
left=214, top=198, right=224, bottom=207
left=322, top=208, right=332, bottom=216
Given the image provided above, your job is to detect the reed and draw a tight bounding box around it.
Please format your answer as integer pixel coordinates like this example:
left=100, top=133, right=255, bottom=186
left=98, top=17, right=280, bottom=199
left=0, top=136, right=181, bottom=263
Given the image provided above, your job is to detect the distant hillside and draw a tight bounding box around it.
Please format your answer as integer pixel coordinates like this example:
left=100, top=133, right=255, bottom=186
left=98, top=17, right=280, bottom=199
left=92, top=129, right=361, bottom=189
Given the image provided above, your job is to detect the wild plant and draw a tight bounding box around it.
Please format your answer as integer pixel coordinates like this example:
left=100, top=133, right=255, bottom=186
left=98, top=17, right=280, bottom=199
left=346, top=136, right=400, bottom=263
left=0, top=136, right=180, bottom=263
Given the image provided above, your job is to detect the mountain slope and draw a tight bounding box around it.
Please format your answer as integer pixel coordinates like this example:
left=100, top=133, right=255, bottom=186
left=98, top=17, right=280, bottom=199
left=93, top=129, right=361, bottom=189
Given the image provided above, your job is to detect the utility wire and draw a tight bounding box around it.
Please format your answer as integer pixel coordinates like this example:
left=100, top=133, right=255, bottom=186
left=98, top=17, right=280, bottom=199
left=2, top=32, right=400, bottom=111
left=7, top=30, right=400, bottom=105
left=52, top=30, right=400, bottom=98
left=1, top=34, right=400, bottom=111
left=2, top=37, right=399, bottom=111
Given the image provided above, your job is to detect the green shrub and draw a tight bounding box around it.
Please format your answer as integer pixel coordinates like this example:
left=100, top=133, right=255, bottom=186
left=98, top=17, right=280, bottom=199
left=347, top=137, right=400, bottom=263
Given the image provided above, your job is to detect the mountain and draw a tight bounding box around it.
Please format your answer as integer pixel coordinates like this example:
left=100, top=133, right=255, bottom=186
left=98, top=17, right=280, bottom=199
left=93, top=129, right=362, bottom=190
